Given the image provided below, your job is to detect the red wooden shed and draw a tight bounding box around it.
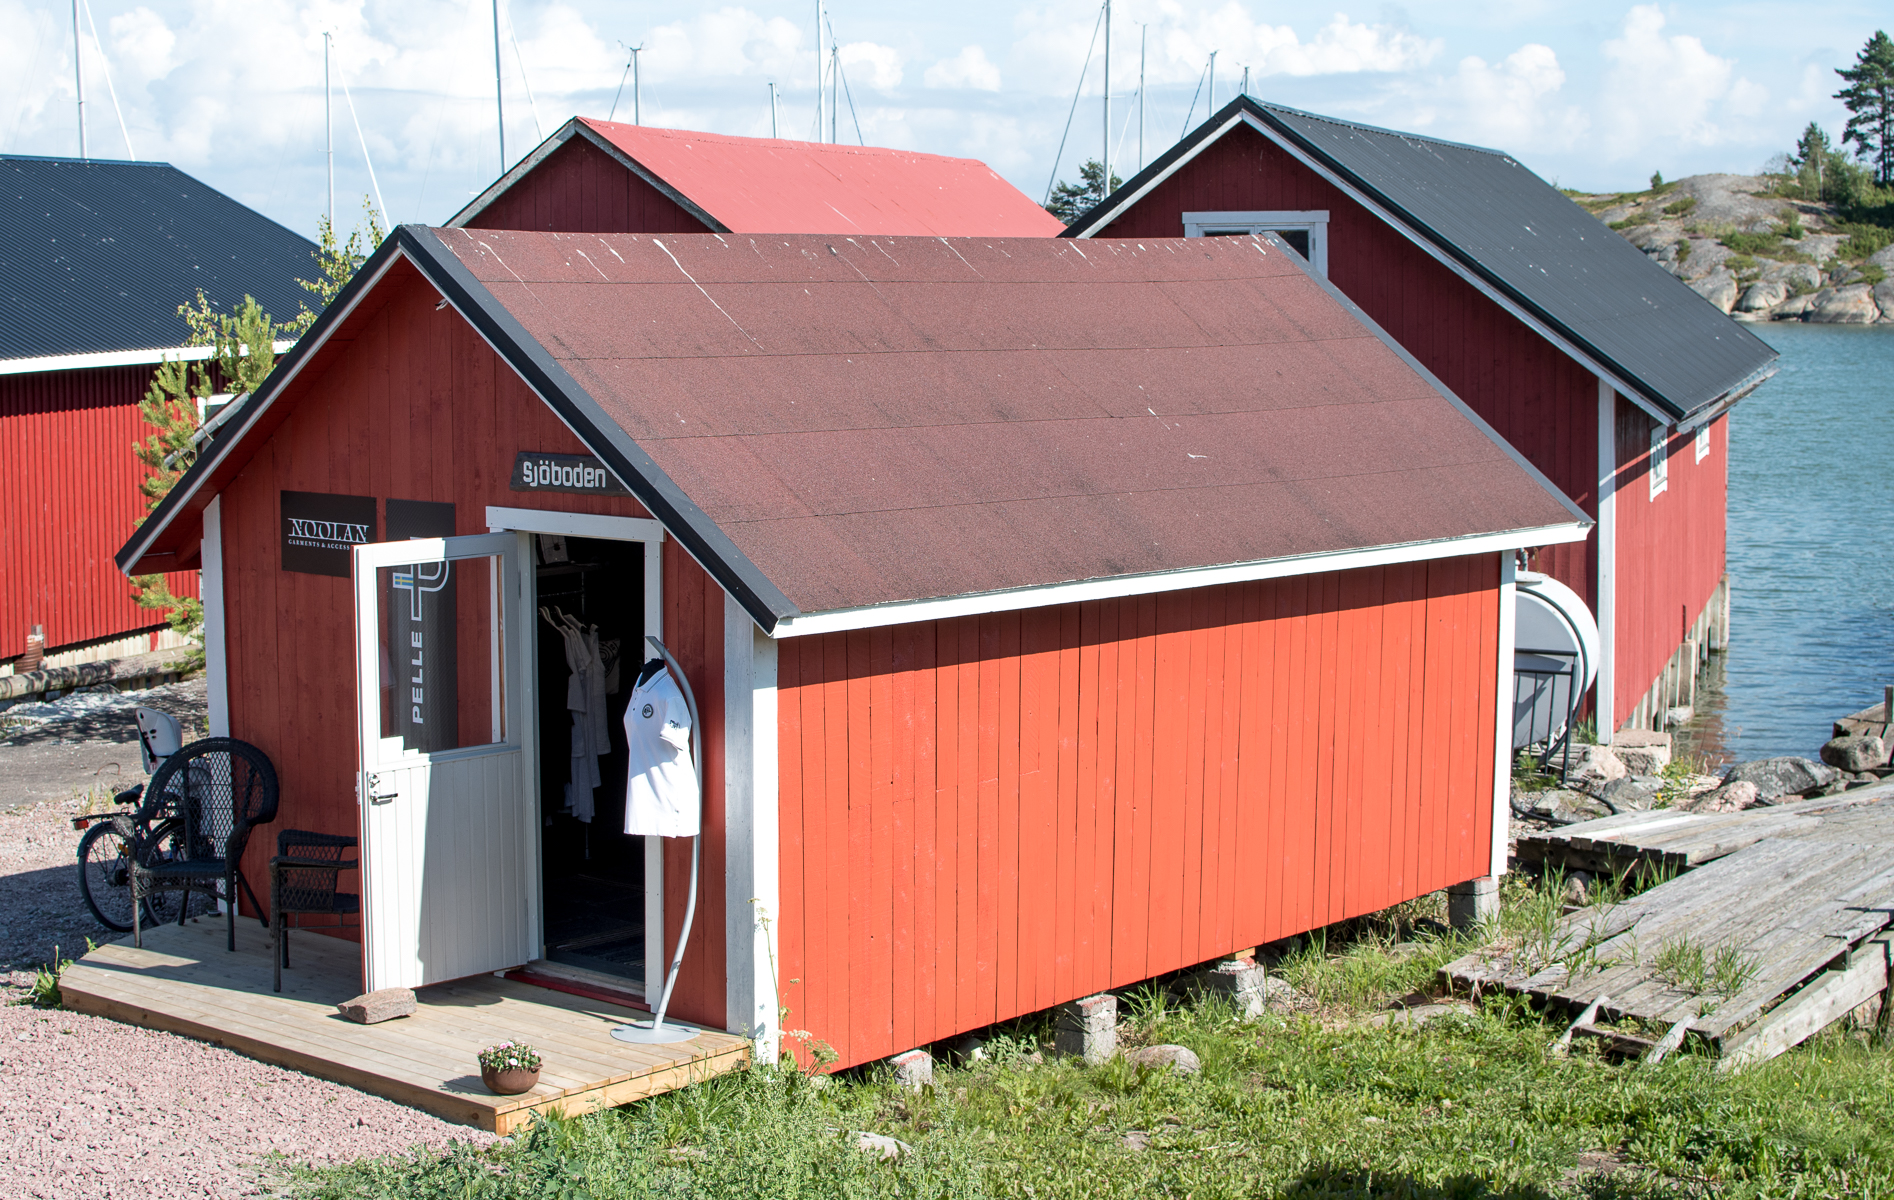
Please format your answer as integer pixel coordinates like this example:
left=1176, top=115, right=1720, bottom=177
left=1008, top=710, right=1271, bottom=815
left=119, top=226, right=1586, bottom=1072
left=1, top=155, right=313, bottom=672
left=446, top=117, right=1065, bottom=238
left=1062, top=99, right=1779, bottom=737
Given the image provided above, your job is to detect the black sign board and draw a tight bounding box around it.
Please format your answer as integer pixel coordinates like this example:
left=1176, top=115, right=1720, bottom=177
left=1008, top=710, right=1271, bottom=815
left=281, top=491, right=377, bottom=577
left=384, top=500, right=459, bottom=753
left=511, top=451, right=629, bottom=495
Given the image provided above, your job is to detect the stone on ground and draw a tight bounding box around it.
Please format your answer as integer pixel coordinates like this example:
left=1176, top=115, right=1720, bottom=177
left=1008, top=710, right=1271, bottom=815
left=1597, top=776, right=1662, bottom=813
left=1568, top=744, right=1626, bottom=789
left=853, top=1131, right=911, bottom=1160
left=336, top=988, right=416, bottom=1024
left=1723, top=756, right=1840, bottom=802
left=1122, top=1044, right=1201, bottom=1075
left=1679, top=779, right=1760, bottom=813
left=1821, top=734, right=1889, bottom=773
left=1609, top=729, right=1671, bottom=776
left=1807, top=284, right=1880, bottom=324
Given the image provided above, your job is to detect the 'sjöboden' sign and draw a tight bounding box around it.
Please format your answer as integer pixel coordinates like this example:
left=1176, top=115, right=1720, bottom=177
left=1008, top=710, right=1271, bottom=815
left=512, top=452, right=629, bottom=496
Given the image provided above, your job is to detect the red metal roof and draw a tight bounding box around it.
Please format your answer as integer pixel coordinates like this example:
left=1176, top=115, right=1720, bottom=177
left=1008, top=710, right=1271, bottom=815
left=525, top=119, right=1064, bottom=238
left=439, top=229, right=1581, bottom=615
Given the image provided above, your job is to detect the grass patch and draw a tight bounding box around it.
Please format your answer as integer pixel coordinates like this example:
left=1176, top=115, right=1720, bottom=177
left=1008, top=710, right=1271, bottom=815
left=278, top=874, right=1894, bottom=1199
left=1834, top=222, right=1894, bottom=262
left=1608, top=213, right=1652, bottom=230
left=1720, top=231, right=1786, bottom=258
left=1860, top=264, right=1887, bottom=287
left=1662, top=196, right=1698, bottom=217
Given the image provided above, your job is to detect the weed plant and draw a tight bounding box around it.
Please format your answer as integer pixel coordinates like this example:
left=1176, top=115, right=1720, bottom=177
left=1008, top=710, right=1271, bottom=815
left=281, top=872, right=1894, bottom=1199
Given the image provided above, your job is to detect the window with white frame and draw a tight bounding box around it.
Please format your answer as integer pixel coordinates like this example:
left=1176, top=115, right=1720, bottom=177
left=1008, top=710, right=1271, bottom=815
left=1183, top=210, right=1330, bottom=276
left=1694, top=422, right=1710, bottom=463
left=1650, top=424, right=1670, bottom=498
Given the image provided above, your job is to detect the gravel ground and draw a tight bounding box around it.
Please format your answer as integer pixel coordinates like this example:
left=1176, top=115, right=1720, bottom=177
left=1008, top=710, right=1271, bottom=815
left=0, top=679, right=496, bottom=1196
left=0, top=681, right=209, bottom=814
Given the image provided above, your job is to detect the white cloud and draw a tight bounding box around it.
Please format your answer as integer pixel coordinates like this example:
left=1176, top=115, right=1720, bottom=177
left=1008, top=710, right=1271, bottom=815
left=1596, top=5, right=1766, bottom=154
left=839, top=41, right=902, bottom=91
left=1392, top=42, right=1588, bottom=150
left=925, top=45, right=1002, bottom=91
left=642, top=7, right=810, bottom=85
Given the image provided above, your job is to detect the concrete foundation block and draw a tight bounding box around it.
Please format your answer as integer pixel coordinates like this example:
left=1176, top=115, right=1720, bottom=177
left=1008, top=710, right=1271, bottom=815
left=1053, top=992, right=1118, bottom=1064
left=1189, top=960, right=1271, bottom=1018
left=1447, top=876, right=1500, bottom=930
left=888, top=1048, right=934, bottom=1090
left=336, top=988, right=416, bottom=1024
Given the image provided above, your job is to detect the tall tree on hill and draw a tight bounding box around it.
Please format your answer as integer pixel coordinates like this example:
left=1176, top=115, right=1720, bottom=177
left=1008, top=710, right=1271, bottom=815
left=1835, top=30, right=1894, bottom=186
left=1046, top=160, right=1123, bottom=226
left=1792, top=122, right=1833, bottom=199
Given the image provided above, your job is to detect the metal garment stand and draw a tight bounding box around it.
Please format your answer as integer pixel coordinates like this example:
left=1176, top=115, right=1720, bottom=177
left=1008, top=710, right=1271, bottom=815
left=611, top=635, right=705, bottom=1045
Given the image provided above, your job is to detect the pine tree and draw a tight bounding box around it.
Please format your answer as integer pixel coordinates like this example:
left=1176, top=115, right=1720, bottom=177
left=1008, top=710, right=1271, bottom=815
left=289, top=198, right=388, bottom=334
left=1792, top=122, right=1833, bottom=199
left=1835, top=30, right=1894, bottom=186
left=1045, top=160, right=1124, bottom=226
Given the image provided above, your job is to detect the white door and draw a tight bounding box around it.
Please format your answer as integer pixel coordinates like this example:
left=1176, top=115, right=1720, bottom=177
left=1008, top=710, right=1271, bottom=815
left=353, top=532, right=532, bottom=990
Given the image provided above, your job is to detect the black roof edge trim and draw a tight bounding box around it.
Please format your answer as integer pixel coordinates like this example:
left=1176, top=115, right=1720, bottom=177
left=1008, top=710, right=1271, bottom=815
left=410, top=227, right=793, bottom=632
left=1059, top=99, right=1251, bottom=238
left=112, top=224, right=416, bottom=576
left=567, top=123, right=732, bottom=235
left=1257, top=231, right=1594, bottom=531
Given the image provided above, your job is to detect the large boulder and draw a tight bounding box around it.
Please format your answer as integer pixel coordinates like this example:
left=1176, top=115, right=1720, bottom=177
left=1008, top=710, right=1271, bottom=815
left=1761, top=261, right=1823, bottom=291
left=1661, top=175, right=1788, bottom=228
left=1869, top=244, right=1894, bottom=273
left=1689, top=270, right=1739, bottom=312
left=1772, top=294, right=1815, bottom=319
left=1598, top=776, right=1663, bottom=813
left=1723, top=756, right=1840, bottom=802
left=1876, top=281, right=1894, bottom=323
left=1122, top=1044, right=1201, bottom=1076
left=1808, top=284, right=1880, bottom=324
left=1821, top=735, right=1890, bottom=773
left=1736, top=280, right=1787, bottom=312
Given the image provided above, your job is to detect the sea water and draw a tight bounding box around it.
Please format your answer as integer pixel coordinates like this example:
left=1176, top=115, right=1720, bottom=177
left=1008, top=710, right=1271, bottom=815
left=1679, top=321, right=1894, bottom=765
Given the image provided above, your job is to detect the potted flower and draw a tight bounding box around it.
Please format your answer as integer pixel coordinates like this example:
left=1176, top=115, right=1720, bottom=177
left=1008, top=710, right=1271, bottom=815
left=478, top=1041, right=542, bottom=1095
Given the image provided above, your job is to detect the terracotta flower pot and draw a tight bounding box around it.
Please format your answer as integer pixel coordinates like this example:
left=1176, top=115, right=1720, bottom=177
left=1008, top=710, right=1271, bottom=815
left=481, top=1064, right=540, bottom=1095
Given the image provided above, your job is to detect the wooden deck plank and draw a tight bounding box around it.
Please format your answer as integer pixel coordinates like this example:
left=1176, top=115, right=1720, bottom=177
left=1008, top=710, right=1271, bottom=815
left=60, top=920, right=749, bottom=1132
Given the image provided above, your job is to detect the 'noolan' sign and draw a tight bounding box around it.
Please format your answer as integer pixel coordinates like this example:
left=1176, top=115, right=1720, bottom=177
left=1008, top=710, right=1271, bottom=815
left=281, top=491, right=376, bottom=577
left=511, top=451, right=629, bottom=495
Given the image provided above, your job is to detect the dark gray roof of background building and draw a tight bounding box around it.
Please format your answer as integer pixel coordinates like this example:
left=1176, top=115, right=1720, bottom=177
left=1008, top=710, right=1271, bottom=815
left=0, top=155, right=317, bottom=362
left=1067, top=99, right=1778, bottom=421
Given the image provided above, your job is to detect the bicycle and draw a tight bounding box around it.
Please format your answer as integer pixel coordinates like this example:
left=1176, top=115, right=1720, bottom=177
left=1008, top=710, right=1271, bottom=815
left=72, top=707, right=185, bottom=933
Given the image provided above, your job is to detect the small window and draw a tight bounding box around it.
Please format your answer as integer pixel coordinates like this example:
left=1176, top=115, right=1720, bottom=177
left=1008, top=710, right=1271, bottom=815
left=1183, top=210, right=1329, bottom=275
left=1694, top=423, right=1710, bottom=463
left=1650, top=425, right=1670, bottom=498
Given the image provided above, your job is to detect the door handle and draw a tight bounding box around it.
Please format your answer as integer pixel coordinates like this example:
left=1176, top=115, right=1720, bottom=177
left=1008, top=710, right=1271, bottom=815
left=366, top=772, right=398, bottom=804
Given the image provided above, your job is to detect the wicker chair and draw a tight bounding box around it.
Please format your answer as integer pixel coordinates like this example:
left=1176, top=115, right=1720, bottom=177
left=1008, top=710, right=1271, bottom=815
left=130, top=738, right=279, bottom=951
left=269, top=830, right=359, bottom=993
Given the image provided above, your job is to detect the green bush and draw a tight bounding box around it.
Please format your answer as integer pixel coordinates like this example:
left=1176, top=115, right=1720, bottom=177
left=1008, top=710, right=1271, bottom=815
left=1609, top=213, right=1652, bottom=230
left=1663, top=195, right=1698, bottom=216
left=1833, top=221, right=1894, bottom=261
left=1721, top=231, right=1787, bottom=257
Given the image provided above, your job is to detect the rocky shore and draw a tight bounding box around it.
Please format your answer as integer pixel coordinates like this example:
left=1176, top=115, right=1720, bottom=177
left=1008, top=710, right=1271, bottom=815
left=1513, top=699, right=1894, bottom=829
left=1575, top=174, right=1894, bottom=324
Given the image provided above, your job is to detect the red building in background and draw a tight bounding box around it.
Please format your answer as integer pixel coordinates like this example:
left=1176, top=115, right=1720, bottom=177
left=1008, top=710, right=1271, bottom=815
left=0, top=155, right=314, bottom=673
left=1063, top=99, right=1778, bottom=735
left=447, top=117, right=1065, bottom=238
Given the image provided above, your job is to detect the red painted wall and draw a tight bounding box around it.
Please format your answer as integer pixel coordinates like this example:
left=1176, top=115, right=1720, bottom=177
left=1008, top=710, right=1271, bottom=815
left=463, top=136, right=713, bottom=235
left=1, top=365, right=198, bottom=660
left=212, top=263, right=725, bottom=1027
left=776, top=556, right=1500, bottom=1070
left=1611, top=401, right=1727, bottom=719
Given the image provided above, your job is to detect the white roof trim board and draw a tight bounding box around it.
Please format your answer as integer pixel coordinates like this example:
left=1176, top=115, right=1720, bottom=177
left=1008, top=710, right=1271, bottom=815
left=0, top=340, right=296, bottom=376
left=769, top=524, right=1589, bottom=639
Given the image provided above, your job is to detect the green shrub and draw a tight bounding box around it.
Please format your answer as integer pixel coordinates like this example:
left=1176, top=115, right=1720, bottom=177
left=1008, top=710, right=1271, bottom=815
left=1833, top=221, right=1894, bottom=261
left=1721, top=231, right=1787, bottom=257
left=1780, top=213, right=1806, bottom=239
left=1725, top=254, right=1760, bottom=275
left=1609, top=213, right=1652, bottom=230
left=1663, top=195, right=1698, bottom=216
left=1861, top=264, right=1888, bottom=286
left=1675, top=239, right=1693, bottom=262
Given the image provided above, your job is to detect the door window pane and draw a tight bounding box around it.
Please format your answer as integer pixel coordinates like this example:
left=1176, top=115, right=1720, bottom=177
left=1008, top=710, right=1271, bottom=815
left=377, top=553, right=504, bottom=751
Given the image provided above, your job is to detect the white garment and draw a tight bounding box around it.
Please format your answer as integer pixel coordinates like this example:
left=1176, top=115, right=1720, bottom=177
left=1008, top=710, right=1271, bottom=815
left=623, top=667, right=700, bottom=838
left=559, top=621, right=606, bottom=823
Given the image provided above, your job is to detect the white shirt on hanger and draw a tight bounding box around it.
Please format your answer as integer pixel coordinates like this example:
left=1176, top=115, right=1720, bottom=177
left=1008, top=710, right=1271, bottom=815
left=623, top=666, right=700, bottom=838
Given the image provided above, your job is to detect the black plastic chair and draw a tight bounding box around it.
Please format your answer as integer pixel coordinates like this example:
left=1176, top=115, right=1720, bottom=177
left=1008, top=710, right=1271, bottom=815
left=269, top=830, right=359, bottom=993
left=130, top=737, right=279, bottom=951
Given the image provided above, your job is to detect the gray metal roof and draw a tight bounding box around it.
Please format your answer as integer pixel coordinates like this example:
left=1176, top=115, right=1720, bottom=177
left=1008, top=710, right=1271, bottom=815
left=1067, top=99, right=1778, bottom=421
left=0, top=156, right=317, bottom=362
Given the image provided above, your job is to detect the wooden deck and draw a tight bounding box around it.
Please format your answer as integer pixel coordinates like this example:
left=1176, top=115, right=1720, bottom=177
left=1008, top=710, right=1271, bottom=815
left=1514, top=781, right=1894, bottom=876
left=60, top=919, right=750, bottom=1134
left=1448, top=793, right=1894, bottom=1052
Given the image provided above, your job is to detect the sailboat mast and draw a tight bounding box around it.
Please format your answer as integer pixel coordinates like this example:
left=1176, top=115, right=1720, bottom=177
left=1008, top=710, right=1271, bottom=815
left=324, top=33, right=334, bottom=233
left=1101, top=0, right=1110, bottom=192
left=72, top=0, right=85, bottom=159
left=492, top=0, right=506, bottom=167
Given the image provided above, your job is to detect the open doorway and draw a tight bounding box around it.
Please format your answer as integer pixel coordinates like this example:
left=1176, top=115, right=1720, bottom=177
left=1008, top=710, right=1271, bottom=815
left=533, top=532, right=646, bottom=987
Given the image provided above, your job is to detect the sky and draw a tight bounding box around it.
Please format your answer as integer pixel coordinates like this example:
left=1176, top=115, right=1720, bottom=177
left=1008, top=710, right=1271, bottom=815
left=0, top=0, right=1883, bottom=242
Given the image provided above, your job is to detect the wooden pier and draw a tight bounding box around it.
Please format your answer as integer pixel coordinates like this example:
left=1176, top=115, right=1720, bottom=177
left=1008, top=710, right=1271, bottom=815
left=60, top=918, right=750, bottom=1133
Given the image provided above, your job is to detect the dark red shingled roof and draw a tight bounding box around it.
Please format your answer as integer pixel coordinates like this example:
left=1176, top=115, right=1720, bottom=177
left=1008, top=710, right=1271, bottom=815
left=437, top=228, right=1581, bottom=615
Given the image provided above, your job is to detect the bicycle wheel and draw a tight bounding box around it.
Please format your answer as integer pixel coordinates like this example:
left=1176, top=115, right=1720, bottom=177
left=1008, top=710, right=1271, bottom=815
left=137, top=819, right=186, bottom=926
left=76, top=823, right=138, bottom=932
